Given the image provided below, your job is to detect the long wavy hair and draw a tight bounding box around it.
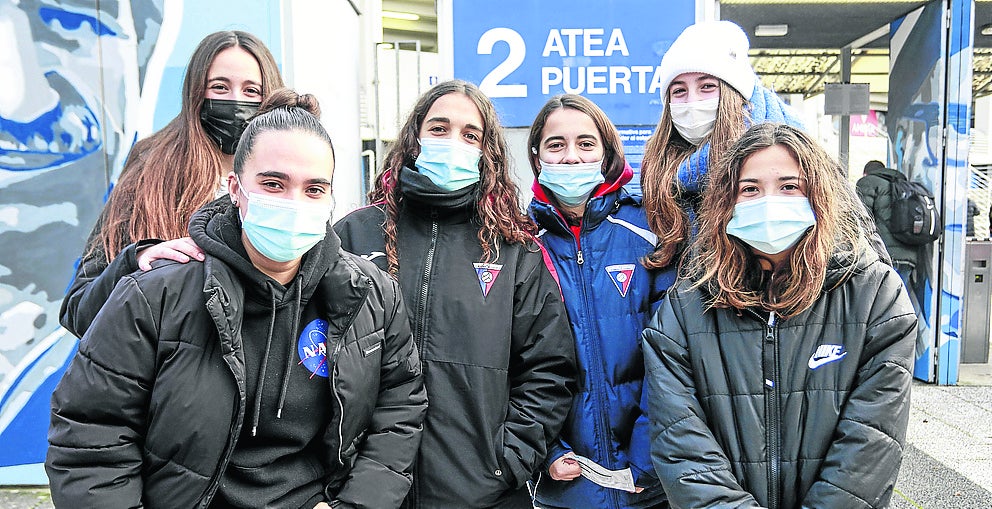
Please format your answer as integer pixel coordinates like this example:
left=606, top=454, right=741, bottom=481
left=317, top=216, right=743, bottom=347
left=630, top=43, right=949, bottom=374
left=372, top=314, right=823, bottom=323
left=685, top=123, right=869, bottom=319
left=526, top=94, right=625, bottom=183
left=369, top=80, right=535, bottom=275
left=640, top=80, right=747, bottom=269
left=93, top=30, right=283, bottom=261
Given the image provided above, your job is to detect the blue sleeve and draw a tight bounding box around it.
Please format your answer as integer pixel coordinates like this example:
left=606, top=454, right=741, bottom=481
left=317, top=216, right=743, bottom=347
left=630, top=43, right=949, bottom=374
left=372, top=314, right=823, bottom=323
left=676, top=143, right=711, bottom=194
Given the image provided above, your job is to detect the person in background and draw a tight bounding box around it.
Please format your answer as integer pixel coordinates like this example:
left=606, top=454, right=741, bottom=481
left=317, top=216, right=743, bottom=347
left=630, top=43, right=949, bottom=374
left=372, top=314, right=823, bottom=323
left=967, top=197, right=979, bottom=238
left=47, top=90, right=427, bottom=509
left=643, top=123, right=916, bottom=509
left=525, top=94, right=673, bottom=509
left=640, top=20, right=805, bottom=272
left=60, top=30, right=284, bottom=337
left=334, top=79, right=576, bottom=508
left=856, top=160, right=922, bottom=307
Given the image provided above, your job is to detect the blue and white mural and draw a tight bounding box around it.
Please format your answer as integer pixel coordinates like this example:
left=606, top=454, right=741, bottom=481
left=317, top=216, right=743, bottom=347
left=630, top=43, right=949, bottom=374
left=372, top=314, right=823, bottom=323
left=887, top=0, right=972, bottom=384
left=0, top=0, right=280, bottom=484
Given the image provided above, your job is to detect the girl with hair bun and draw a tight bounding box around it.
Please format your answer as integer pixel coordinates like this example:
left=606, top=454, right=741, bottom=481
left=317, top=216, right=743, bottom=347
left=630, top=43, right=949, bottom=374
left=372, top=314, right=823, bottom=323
left=47, top=89, right=427, bottom=509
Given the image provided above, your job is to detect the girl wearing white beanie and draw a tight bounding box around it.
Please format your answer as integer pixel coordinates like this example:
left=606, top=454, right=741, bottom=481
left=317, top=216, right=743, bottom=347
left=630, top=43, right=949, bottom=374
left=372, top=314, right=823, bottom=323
left=640, top=20, right=804, bottom=270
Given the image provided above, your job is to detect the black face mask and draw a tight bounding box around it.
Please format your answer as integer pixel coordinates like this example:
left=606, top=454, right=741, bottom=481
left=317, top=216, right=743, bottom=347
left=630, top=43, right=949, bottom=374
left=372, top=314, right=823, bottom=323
left=199, top=98, right=260, bottom=155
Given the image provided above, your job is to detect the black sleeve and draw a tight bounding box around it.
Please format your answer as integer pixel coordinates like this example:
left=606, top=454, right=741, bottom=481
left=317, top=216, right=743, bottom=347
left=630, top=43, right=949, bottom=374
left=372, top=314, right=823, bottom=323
left=334, top=273, right=428, bottom=508
left=642, top=291, right=763, bottom=508
left=498, top=245, right=577, bottom=487
left=47, top=275, right=159, bottom=509
left=60, top=213, right=161, bottom=338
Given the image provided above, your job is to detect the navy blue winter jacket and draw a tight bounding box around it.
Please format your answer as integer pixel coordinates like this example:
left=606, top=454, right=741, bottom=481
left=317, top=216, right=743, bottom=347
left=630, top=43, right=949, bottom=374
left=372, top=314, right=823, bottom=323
left=529, top=166, right=676, bottom=509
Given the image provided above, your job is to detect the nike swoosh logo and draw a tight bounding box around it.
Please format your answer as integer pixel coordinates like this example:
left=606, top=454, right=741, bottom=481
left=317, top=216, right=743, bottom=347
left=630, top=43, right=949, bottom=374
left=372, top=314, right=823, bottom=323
left=808, top=352, right=847, bottom=369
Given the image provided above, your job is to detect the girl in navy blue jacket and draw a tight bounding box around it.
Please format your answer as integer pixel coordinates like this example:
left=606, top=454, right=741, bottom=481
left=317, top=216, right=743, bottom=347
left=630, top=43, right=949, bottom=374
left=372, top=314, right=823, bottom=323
left=527, top=94, right=675, bottom=509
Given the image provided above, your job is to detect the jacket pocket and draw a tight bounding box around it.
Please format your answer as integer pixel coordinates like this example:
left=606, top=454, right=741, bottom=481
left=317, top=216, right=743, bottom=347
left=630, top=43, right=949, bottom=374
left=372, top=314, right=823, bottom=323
left=357, top=330, right=383, bottom=358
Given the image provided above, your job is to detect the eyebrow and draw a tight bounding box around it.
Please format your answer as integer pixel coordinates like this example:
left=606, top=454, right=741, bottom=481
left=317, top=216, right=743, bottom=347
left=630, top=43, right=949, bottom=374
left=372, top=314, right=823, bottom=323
left=255, top=171, right=331, bottom=186
left=207, top=76, right=262, bottom=87
left=738, top=175, right=801, bottom=183
left=543, top=134, right=598, bottom=144
left=424, top=116, right=484, bottom=132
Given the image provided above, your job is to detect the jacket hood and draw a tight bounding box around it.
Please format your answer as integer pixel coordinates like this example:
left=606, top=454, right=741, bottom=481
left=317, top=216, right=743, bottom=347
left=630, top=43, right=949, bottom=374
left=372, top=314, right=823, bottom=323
left=189, top=196, right=342, bottom=435
left=824, top=231, right=879, bottom=289
left=864, top=164, right=904, bottom=181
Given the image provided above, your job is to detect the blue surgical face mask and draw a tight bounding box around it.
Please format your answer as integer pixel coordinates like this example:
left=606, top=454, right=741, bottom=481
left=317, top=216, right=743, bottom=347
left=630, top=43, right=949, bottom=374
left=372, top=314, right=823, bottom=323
left=236, top=176, right=332, bottom=262
left=414, top=138, right=483, bottom=191
left=537, top=160, right=606, bottom=207
left=726, top=195, right=816, bottom=255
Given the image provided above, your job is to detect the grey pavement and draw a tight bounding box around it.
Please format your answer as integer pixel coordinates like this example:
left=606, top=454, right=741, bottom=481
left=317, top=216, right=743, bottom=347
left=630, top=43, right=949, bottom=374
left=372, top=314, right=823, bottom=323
left=3, top=363, right=992, bottom=508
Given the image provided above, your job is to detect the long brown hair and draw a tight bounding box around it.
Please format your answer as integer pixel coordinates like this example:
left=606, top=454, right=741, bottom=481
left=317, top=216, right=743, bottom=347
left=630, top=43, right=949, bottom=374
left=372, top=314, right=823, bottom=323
left=94, top=30, right=283, bottom=261
left=640, top=80, right=747, bottom=269
left=369, top=80, right=535, bottom=275
left=526, top=94, right=625, bottom=182
left=685, top=123, right=869, bottom=319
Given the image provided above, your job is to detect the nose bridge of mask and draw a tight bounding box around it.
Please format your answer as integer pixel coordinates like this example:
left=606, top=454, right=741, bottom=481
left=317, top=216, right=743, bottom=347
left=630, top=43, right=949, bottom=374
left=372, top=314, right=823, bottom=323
left=238, top=178, right=331, bottom=234
left=669, top=97, right=720, bottom=128
left=420, top=137, right=482, bottom=160
left=539, top=159, right=602, bottom=174
left=537, top=159, right=606, bottom=205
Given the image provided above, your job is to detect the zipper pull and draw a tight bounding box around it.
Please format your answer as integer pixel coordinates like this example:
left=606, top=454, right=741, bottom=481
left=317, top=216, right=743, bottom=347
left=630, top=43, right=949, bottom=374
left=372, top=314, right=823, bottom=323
left=765, top=311, right=776, bottom=342
left=577, top=250, right=584, bottom=265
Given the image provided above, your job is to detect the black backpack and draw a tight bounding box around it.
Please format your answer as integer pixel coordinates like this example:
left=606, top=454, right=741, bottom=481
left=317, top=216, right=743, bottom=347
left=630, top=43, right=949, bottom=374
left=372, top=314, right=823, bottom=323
left=878, top=172, right=942, bottom=245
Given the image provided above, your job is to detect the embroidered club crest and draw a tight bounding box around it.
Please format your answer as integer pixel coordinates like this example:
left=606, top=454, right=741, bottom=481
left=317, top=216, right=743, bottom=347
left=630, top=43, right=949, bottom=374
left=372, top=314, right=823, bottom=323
left=474, top=263, right=503, bottom=297
left=297, top=318, right=329, bottom=379
left=605, top=264, right=635, bottom=298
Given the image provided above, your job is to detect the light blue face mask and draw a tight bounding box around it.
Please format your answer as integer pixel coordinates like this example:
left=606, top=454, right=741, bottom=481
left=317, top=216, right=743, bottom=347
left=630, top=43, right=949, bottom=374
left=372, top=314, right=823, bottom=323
left=726, top=195, right=816, bottom=255
left=237, top=177, right=332, bottom=263
left=414, top=138, right=483, bottom=191
left=537, top=160, right=606, bottom=207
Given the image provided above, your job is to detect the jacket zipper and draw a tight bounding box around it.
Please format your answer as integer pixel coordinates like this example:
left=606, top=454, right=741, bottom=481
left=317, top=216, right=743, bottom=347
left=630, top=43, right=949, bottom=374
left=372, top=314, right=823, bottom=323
left=330, top=278, right=373, bottom=465
left=411, top=209, right=438, bottom=506
left=572, top=225, right=617, bottom=506
left=198, top=292, right=249, bottom=507
left=762, top=311, right=781, bottom=509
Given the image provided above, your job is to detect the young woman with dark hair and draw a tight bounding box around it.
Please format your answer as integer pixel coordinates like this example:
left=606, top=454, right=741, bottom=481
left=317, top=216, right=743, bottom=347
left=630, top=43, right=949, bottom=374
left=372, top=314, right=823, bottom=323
left=47, top=89, right=426, bottom=509
left=61, top=30, right=284, bottom=337
left=525, top=94, right=673, bottom=509
left=334, top=79, right=576, bottom=508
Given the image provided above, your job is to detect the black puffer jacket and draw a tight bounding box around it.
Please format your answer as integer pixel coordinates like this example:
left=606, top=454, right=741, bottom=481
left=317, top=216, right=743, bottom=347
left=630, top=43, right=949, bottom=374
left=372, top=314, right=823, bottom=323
left=642, top=240, right=917, bottom=509
left=334, top=169, right=576, bottom=508
left=47, top=201, right=427, bottom=509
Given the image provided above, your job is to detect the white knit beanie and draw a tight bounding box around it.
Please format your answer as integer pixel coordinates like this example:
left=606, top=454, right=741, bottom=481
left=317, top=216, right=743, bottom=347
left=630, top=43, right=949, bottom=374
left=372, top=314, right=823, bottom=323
left=658, top=20, right=757, bottom=101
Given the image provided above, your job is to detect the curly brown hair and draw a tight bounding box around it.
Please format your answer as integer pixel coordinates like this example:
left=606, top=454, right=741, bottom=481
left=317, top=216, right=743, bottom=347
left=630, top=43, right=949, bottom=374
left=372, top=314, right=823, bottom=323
left=640, top=80, right=747, bottom=269
left=685, top=123, right=870, bottom=319
left=368, top=80, right=535, bottom=275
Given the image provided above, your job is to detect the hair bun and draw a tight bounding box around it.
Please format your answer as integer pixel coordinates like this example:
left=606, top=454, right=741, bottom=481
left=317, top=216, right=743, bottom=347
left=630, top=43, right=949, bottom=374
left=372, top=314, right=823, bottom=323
left=258, top=88, right=321, bottom=118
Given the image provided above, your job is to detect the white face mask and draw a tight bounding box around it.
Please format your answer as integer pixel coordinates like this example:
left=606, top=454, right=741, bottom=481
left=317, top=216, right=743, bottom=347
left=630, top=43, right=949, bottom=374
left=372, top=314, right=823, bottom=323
left=669, top=97, right=719, bottom=145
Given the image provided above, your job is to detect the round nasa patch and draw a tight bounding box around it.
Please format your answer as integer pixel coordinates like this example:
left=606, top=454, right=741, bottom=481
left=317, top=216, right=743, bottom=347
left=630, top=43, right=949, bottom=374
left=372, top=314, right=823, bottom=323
left=297, top=319, right=329, bottom=378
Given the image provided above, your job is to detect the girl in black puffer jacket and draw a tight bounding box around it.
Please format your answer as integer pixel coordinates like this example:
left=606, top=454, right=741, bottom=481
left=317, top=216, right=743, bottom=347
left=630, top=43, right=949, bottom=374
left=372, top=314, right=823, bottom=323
left=47, top=90, right=426, bottom=509
left=643, top=123, right=917, bottom=509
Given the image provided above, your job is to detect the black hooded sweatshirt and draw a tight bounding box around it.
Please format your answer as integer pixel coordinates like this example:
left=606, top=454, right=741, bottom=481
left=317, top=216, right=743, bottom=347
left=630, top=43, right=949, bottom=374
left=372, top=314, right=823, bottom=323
left=199, top=205, right=332, bottom=509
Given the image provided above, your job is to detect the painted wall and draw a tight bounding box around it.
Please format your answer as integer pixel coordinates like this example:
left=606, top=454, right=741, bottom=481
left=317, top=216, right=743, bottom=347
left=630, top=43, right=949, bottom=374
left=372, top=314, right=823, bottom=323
left=0, top=0, right=363, bottom=484
left=886, top=0, right=972, bottom=384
